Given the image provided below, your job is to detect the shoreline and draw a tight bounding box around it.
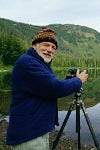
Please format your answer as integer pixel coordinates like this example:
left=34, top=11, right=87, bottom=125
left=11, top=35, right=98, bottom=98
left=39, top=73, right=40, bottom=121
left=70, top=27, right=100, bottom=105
left=49, top=130, right=97, bottom=150
left=0, top=120, right=97, bottom=150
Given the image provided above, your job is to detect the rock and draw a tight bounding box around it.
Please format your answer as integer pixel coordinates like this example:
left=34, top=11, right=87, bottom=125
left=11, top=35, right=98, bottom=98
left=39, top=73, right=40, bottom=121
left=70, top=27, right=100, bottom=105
left=49, top=130, right=97, bottom=150
left=0, top=120, right=97, bottom=150
left=0, top=120, right=11, bottom=150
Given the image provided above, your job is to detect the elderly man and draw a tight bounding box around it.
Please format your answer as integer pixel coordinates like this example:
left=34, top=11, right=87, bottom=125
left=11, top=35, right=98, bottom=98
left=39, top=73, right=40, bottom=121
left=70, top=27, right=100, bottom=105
left=6, top=28, right=88, bottom=150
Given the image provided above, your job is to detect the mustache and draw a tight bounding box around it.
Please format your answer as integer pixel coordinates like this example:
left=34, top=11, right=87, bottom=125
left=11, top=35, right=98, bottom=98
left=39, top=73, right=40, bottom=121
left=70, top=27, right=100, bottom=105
left=43, top=52, right=53, bottom=57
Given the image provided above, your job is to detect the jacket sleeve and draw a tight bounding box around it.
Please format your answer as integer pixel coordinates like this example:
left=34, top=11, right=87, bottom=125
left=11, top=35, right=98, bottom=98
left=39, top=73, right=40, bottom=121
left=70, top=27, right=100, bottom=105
left=12, top=57, right=82, bottom=99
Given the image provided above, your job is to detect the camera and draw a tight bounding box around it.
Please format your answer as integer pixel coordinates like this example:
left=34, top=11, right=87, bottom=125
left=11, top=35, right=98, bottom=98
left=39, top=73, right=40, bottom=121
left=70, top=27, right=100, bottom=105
left=66, top=68, right=81, bottom=79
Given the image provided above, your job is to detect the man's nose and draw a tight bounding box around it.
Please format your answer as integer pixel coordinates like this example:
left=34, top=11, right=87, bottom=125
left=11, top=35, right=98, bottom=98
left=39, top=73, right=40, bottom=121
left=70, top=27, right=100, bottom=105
left=48, top=46, right=54, bottom=52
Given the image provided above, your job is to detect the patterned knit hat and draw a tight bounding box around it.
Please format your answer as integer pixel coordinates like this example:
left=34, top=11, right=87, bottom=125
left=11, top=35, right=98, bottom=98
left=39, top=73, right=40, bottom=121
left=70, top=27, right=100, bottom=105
left=32, top=28, right=58, bottom=49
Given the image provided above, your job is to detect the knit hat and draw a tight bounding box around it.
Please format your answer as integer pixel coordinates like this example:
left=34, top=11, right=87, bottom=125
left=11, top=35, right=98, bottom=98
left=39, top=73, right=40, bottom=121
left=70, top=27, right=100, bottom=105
left=32, top=28, right=58, bottom=49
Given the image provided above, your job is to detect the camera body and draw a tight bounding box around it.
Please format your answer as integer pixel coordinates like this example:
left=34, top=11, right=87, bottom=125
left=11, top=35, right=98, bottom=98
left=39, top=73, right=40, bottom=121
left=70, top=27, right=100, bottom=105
left=66, top=68, right=81, bottom=79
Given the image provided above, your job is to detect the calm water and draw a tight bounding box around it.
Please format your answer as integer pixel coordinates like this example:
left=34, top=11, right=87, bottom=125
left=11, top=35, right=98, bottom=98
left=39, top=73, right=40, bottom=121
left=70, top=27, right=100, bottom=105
left=56, top=103, right=100, bottom=146
left=0, top=69, right=100, bottom=147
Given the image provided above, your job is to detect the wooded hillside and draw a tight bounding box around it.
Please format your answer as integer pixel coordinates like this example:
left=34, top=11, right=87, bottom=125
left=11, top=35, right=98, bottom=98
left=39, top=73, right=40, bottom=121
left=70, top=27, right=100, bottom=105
left=0, top=18, right=100, bottom=68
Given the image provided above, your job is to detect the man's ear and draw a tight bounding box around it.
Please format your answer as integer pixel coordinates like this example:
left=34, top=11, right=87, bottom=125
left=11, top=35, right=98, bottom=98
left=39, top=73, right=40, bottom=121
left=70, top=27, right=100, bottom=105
left=32, top=44, right=37, bottom=50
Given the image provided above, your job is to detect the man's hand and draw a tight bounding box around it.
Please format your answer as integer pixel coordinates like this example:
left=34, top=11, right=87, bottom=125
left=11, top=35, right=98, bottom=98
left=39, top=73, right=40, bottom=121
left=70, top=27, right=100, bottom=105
left=76, top=69, right=88, bottom=83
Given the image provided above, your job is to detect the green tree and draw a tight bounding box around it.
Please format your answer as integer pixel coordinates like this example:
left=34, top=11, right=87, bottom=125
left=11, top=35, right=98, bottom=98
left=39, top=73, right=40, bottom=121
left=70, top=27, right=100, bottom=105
left=0, top=32, right=26, bottom=65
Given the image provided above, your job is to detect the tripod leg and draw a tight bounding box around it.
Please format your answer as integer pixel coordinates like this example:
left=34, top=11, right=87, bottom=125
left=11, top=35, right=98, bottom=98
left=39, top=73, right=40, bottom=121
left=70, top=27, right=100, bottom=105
left=52, top=102, right=75, bottom=150
left=76, top=102, right=81, bottom=150
left=81, top=105, right=99, bottom=149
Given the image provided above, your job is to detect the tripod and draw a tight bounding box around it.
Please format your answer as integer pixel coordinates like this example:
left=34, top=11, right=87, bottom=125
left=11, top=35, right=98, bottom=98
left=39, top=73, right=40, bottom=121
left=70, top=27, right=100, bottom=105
left=52, top=89, right=99, bottom=150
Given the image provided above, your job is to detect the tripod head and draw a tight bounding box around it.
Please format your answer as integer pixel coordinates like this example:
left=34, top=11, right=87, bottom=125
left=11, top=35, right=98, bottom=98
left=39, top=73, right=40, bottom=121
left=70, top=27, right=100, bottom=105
left=74, top=88, right=83, bottom=99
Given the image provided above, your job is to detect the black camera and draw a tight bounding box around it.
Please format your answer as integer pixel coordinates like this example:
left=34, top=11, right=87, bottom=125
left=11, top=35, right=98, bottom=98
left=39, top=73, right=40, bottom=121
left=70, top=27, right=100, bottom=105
left=66, top=68, right=80, bottom=79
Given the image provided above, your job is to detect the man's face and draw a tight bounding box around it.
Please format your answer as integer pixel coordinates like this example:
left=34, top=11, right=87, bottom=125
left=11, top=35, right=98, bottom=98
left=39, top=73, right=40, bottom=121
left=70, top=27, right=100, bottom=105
left=33, top=42, right=56, bottom=63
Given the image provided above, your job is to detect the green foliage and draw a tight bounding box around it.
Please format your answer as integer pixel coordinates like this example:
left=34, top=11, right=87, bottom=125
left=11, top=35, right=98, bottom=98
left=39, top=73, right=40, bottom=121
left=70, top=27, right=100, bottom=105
left=0, top=32, right=27, bottom=65
left=51, top=51, right=100, bottom=69
left=0, top=18, right=100, bottom=67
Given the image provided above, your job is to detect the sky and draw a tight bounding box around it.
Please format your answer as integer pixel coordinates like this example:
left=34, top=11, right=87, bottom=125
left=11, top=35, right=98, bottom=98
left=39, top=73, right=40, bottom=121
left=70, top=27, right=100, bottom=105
left=0, top=0, right=100, bottom=32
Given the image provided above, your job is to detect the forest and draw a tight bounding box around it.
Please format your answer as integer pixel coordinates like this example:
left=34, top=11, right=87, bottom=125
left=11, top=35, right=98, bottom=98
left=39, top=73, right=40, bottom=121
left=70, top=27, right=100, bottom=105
left=0, top=18, right=100, bottom=69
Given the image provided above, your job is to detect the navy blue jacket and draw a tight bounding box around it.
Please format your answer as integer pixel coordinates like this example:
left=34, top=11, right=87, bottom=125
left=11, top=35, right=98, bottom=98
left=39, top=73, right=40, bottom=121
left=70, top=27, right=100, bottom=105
left=6, top=47, right=82, bottom=145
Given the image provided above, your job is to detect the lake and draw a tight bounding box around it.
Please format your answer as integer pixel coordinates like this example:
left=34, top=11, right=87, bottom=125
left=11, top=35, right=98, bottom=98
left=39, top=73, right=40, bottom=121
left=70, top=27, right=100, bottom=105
left=0, top=68, right=100, bottom=147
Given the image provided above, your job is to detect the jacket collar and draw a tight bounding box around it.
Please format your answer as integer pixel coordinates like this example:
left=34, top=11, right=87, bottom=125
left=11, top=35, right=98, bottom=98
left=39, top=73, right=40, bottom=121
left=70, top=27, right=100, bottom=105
left=27, top=47, right=52, bottom=66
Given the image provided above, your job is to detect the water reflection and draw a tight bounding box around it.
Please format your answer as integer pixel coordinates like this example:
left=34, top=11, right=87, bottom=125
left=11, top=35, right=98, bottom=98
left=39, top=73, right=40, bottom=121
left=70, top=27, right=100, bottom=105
left=55, top=68, right=100, bottom=109
left=1, top=69, right=99, bottom=114
left=0, top=71, right=11, bottom=115
left=0, top=90, right=11, bottom=115
left=56, top=103, right=100, bottom=146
